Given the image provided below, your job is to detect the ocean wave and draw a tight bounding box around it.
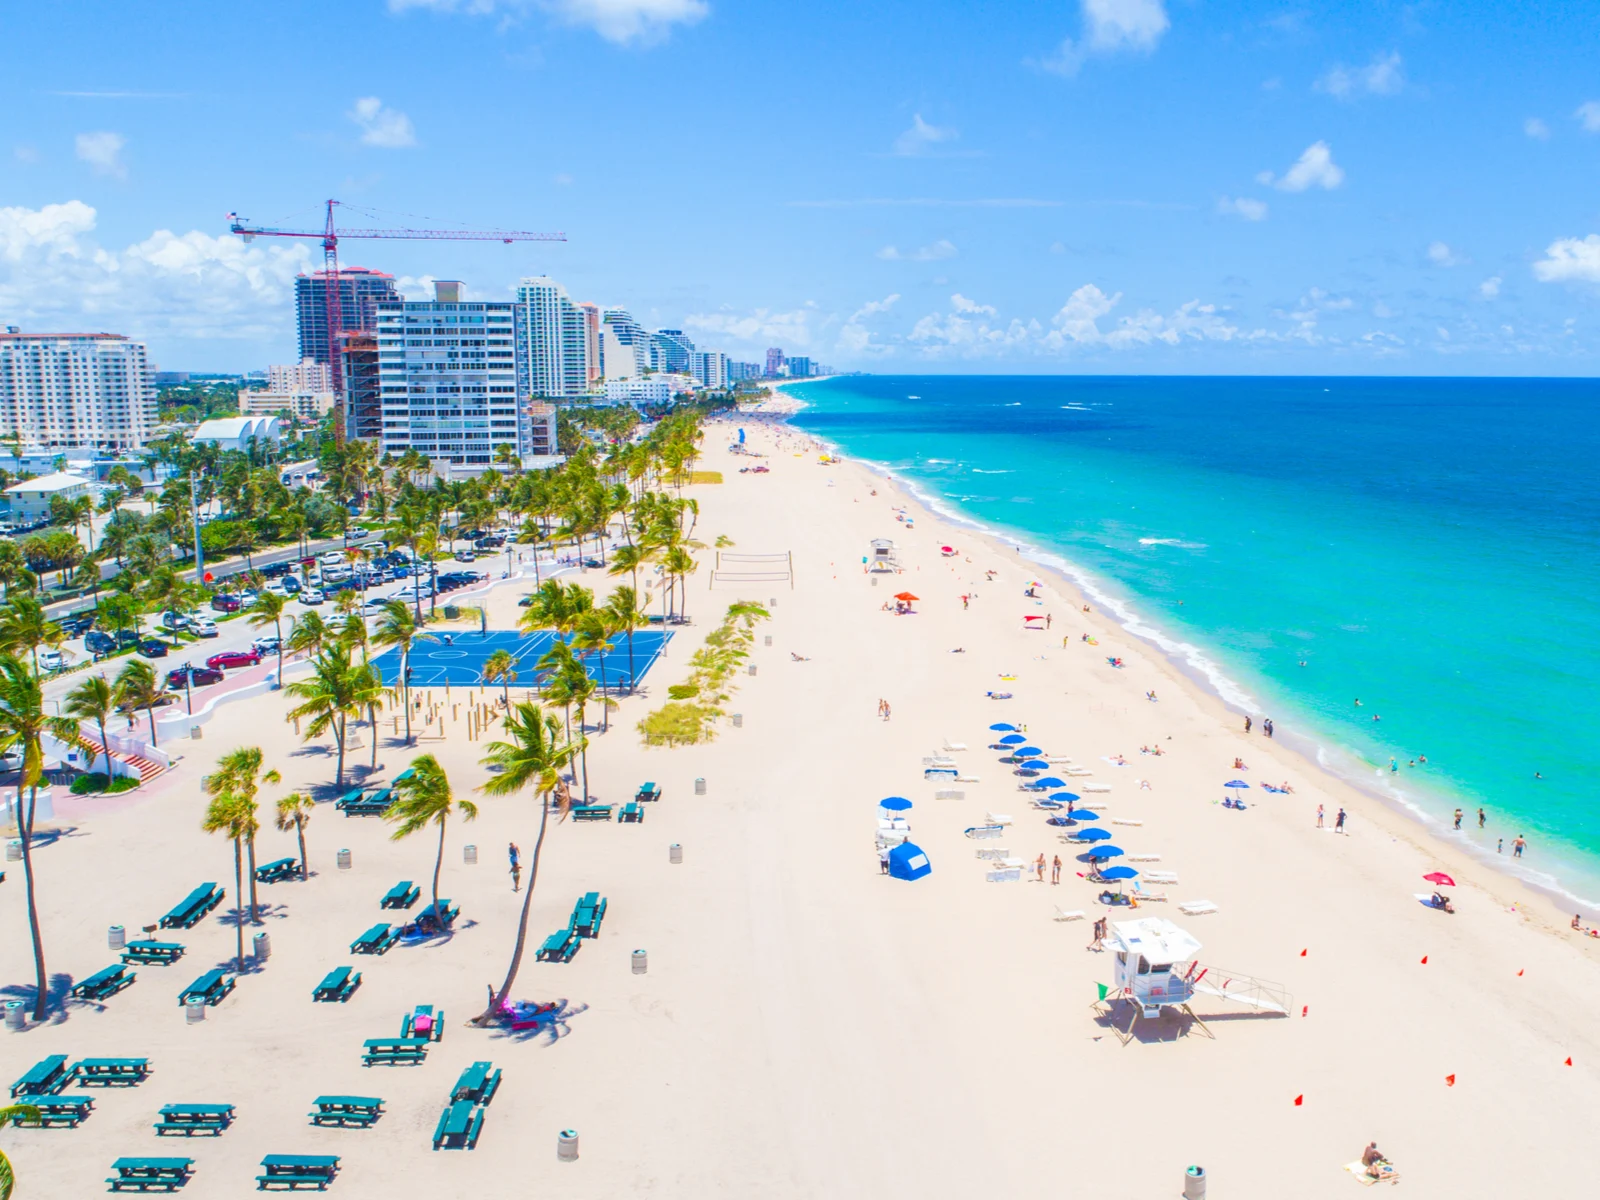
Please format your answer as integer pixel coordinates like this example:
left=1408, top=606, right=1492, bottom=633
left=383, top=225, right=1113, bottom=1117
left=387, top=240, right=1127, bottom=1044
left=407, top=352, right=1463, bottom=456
left=971, top=468, right=1013, bottom=475
left=1060, top=404, right=1091, bottom=411
left=1138, top=537, right=1208, bottom=549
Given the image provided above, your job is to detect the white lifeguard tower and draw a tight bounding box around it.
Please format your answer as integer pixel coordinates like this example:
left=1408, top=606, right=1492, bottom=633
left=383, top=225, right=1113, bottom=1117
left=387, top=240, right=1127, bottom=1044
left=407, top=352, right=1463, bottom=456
left=1095, top=917, right=1289, bottom=1043
left=867, top=538, right=899, bottom=573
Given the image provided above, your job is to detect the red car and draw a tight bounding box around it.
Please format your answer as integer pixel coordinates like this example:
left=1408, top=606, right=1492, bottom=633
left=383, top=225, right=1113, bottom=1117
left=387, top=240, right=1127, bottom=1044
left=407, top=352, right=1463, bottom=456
left=210, top=594, right=242, bottom=613
left=206, top=650, right=261, bottom=670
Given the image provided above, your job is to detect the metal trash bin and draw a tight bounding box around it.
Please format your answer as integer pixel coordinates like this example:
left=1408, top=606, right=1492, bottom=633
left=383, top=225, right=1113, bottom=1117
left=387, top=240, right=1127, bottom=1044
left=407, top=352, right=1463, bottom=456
left=253, top=932, right=271, bottom=961
left=632, top=949, right=647, bottom=975
left=1184, top=1165, right=1206, bottom=1199
left=5, top=839, right=20, bottom=862
left=336, top=848, right=352, bottom=870
left=109, top=924, right=126, bottom=950
left=557, top=1129, right=579, bottom=1161
left=747, top=664, right=757, bottom=676
left=185, top=996, right=206, bottom=1024
left=464, top=844, right=478, bottom=865
left=669, top=843, right=683, bottom=864
left=694, top=777, right=705, bottom=796
left=764, top=635, right=772, bottom=646
left=731, top=713, right=743, bottom=728
left=4, top=1000, right=25, bottom=1031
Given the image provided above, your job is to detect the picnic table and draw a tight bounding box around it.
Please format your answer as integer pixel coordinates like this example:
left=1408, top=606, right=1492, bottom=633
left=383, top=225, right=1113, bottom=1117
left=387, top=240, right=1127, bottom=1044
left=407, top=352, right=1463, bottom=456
left=73, top=1057, right=150, bottom=1087
left=619, top=801, right=644, bottom=823
left=178, top=969, right=235, bottom=1007
left=419, top=898, right=458, bottom=927
left=361, top=1036, right=429, bottom=1066
left=107, top=1157, right=193, bottom=1192
left=536, top=925, right=581, bottom=963
left=636, top=781, right=661, bottom=802
left=400, top=1004, right=444, bottom=1042
left=312, top=966, right=362, bottom=1003
left=570, top=804, right=613, bottom=822
left=8, top=1095, right=93, bottom=1127
left=333, top=786, right=367, bottom=811
left=10, top=1055, right=70, bottom=1098
left=391, top=766, right=416, bottom=785
left=155, top=1102, right=235, bottom=1136
left=380, top=880, right=419, bottom=909
left=309, top=1095, right=383, bottom=1128
left=450, top=1061, right=502, bottom=1105
left=122, top=940, right=185, bottom=966
left=72, top=962, right=137, bottom=1001
left=254, top=857, right=301, bottom=883
left=341, top=788, right=394, bottom=817
left=159, top=883, right=224, bottom=930
left=351, top=923, right=398, bottom=955
left=572, top=892, right=608, bottom=938
left=257, top=1153, right=340, bottom=1191
left=431, top=1099, right=485, bottom=1150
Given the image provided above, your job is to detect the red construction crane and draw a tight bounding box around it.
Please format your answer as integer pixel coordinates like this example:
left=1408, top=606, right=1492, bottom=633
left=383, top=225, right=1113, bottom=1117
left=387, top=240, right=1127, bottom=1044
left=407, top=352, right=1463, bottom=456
left=228, top=199, right=565, bottom=441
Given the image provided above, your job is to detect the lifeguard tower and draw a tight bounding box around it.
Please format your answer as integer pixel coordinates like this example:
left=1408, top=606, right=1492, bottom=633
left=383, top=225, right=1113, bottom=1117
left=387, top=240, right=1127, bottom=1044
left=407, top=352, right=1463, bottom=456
left=867, top=538, right=899, bottom=573
left=1094, top=917, right=1290, bottom=1043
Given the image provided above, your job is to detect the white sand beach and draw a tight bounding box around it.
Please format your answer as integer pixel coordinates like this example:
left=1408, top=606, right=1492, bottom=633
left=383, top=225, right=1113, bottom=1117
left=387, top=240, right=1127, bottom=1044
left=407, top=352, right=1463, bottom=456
left=6, top=410, right=1600, bottom=1198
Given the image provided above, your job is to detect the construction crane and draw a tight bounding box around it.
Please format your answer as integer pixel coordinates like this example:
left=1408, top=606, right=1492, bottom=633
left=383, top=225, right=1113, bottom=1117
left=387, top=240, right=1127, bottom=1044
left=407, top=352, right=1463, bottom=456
left=227, top=199, right=565, bottom=441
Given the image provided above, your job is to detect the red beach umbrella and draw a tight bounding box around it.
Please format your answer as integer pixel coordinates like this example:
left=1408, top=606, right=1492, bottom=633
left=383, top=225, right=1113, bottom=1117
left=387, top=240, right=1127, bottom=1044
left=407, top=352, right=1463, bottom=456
left=1423, top=872, right=1456, bottom=887
left=1022, top=615, right=1045, bottom=622
left=894, top=592, right=919, bottom=601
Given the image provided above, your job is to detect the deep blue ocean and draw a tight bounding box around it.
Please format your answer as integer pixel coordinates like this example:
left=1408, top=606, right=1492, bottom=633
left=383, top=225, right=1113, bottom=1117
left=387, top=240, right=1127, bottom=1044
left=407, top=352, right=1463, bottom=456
left=786, top=376, right=1600, bottom=905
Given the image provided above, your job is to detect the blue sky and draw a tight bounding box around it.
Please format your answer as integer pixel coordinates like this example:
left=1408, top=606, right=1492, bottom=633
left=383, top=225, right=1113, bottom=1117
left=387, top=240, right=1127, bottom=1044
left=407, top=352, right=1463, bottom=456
left=5, top=0, right=1600, bottom=374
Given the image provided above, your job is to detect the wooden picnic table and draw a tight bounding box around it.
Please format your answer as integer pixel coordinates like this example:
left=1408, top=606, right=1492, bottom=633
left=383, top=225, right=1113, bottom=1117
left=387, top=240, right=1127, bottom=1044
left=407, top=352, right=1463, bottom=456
left=450, top=1061, right=502, bottom=1105
left=10, top=1054, right=69, bottom=1098
left=254, top=857, right=301, bottom=883
left=361, top=1036, right=429, bottom=1066
left=122, top=940, right=185, bottom=966
left=380, top=880, right=419, bottom=909
left=73, top=1057, right=150, bottom=1087
left=107, top=1157, right=193, bottom=1192
left=178, top=968, right=235, bottom=1006
left=156, top=1102, right=235, bottom=1135
left=350, top=923, right=397, bottom=955
left=257, top=1153, right=340, bottom=1191
left=9, top=1095, right=94, bottom=1126
left=72, top=962, right=137, bottom=1001
left=431, top=1099, right=484, bottom=1150
left=310, top=1094, right=383, bottom=1127
left=160, top=883, right=222, bottom=930
left=312, top=966, right=362, bottom=1003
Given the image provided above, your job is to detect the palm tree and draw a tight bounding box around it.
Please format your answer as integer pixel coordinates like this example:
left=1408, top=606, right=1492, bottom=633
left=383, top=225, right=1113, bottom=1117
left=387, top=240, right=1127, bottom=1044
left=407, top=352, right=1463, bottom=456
left=284, top=645, right=365, bottom=787
left=350, top=658, right=385, bottom=770
left=204, top=747, right=280, bottom=924
left=200, top=791, right=253, bottom=972
left=571, top=610, right=617, bottom=732
left=386, top=753, right=477, bottom=922
left=0, top=596, right=63, bottom=677
left=285, top=611, right=331, bottom=660
left=113, top=658, right=167, bottom=746
left=483, top=649, right=518, bottom=709
left=143, top=568, right=197, bottom=648
left=1, top=1103, right=43, bottom=1198
left=275, top=792, right=314, bottom=878
left=603, top=586, right=650, bottom=695
left=0, top=656, right=82, bottom=1019
left=64, top=673, right=117, bottom=785
left=473, top=704, right=573, bottom=1023
left=247, top=590, right=289, bottom=682
left=372, top=600, right=432, bottom=744
left=663, top=545, right=697, bottom=622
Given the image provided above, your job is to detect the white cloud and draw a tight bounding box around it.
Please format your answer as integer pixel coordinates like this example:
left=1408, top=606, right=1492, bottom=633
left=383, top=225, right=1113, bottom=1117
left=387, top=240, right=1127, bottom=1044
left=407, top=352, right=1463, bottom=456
left=1218, top=196, right=1268, bottom=221
left=950, top=293, right=997, bottom=315
left=1575, top=102, right=1600, bottom=133
left=683, top=307, right=814, bottom=348
left=877, top=239, right=958, bottom=262
left=74, top=131, right=126, bottom=179
left=1035, top=0, right=1168, bottom=76
left=893, top=114, right=958, bottom=157
left=1427, top=241, right=1463, bottom=267
left=1316, top=51, right=1403, bottom=99
left=1259, top=141, right=1344, bottom=192
left=0, top=200, right=312, bottom=346
left=349, top=97, right=417, bottom=148
left=1524, top=117, right=1551, bottom=141
left=839, top=294, right=901, bottom=356
left=1479, top=276, right=1502, bottom=298
left=850, top=294, right=900, bottom=320
left=1532, top=234, right=1600, bottom=283
left=388, top=0, right=708, bottom=43
left=1040, top=286, right=1241, bottom=350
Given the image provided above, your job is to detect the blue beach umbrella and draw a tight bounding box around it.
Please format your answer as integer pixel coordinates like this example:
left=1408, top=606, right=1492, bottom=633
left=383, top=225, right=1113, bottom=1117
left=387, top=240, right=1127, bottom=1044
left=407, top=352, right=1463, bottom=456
left=989, top=723, right=1017, bottom=732
left=1031, top=776, right=1067, bottom=789
left=1087, top=845, right=1125, bottom=859
left=1224, top=779, right=1251, bottom=789
left=1065, top=810, right=1099, bottom=823
left=999, top=734, right=1027, bottom=745
left=1018, top=760, right=1050, bottom=771
left=1013, top=746, right=1043, bottom=758
left=1099, top=866, right=1139, bottom=880
left=1072, top=827, right=1112, bottom=842
left=879, top=796, right=913, bottom=812
left=1048, top=792, right=1080, bottom=805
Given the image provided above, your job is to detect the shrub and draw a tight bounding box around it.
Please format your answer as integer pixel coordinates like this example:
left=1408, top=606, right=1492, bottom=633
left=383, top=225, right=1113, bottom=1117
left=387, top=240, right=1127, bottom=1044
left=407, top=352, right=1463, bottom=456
left=69, top=773, right=140, bottom=795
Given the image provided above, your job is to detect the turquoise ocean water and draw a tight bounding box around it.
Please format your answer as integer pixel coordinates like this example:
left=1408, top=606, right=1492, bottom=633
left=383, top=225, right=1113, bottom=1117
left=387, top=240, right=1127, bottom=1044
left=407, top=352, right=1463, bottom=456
left=785, top=376, right=1600, bottom=907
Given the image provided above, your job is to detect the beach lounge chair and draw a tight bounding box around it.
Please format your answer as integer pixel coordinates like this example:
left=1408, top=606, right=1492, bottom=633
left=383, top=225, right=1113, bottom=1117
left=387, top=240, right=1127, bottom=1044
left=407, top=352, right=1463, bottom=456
left=940, top=736, right=968, bottom=752
left=107, top=1157, right=193, bottom=1192
left=122, top=940, right=185, bottom=966
left=1143, top=871, right=1179, bottom=884
left=1127, top=853, right=1162, bottom=862
left=1082, top=783, right=1111, bottom=793
left=984, top=812, right=1014, bottom=826
left=1179, top=900, right=1219, bottom=916
left=71, top=963, right=136, bottom=1001
left=923, top=755, right=958, bottom=768
left=312, top=966, right=362, bottom=1003
left=351, top=923, right=398, bottom=955
left=536, top=925, right=581, bottom=963
left=1052, top=907, right=1086, bottom=921
left=954, top=774, right=981, bottom=783
left=1111, top=818, right=1142, bottom=826
left=380, top=881, right=420, bottom=909
left=963, top=824, right=1005, bottom=840
left=986, top=867, right=1023, bottom=883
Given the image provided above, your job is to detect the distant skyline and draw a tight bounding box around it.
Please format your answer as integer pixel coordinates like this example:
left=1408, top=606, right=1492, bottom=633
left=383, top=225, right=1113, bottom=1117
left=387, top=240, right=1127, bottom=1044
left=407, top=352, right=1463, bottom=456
left=4, top=1, right=1600, bottom=374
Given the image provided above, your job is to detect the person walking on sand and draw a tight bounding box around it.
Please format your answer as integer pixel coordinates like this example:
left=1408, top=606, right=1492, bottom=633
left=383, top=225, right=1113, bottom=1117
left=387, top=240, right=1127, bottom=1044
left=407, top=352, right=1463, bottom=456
left=1088, top=917, right=1107, bottom=952
left=879, top=847, right=890, bottom=875
left=1244, top=715, right=1252, bottom=733
left=1316, top=804, right=1325, bottom=829
left=883, top=700, right=892, bottom=722
left=1052, top=855, right=1062, bottom=884
left=1335, top=807, right=1347, bottom=834
left=1034, top=853, right=1046, bottom=882
left=508, top=842, right=522, bottom=892
left=1045, top=612, right=1052, bottom=629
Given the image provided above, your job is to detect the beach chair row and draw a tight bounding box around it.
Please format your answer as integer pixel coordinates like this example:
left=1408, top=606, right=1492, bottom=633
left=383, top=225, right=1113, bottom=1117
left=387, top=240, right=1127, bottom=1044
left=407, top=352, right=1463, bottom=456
left=537, top=891, right=608, bottom=963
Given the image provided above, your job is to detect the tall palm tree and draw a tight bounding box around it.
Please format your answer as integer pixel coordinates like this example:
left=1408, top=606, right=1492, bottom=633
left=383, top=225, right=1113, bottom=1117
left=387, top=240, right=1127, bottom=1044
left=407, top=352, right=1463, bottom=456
left=571, top=610, right=617, bottom=732
left=603, top=586, right=650, bottom=695
left=663, top=545, right=697, bottom=622
left=204, top=747, right=280, bottom=924
left=483, top=649, right=518, bottom=709
left=247, top=590, right=289, bottom=681
left=275, top=792, right=314, bottom=878
left=113, top=658, right=167, bottom=746
left=0, top=656, right=82, bottom=1019
left=372, top=599, right=432, bottom=744
left=200, top=791, right=253, bottom=972
left=350, top=658, right=385, bottom=770
left=63, top=673, right=117, bottom=783
left=0, top=596, right=63, bottom=677
left=143, top=569, right=197, bottom=648
left=284, top=610, right=331, bottom=661
left=284, top=645, right=364, bottom=787
left=473, top=704, right=573, bottom=1023
left=386, top=753, right=477, bottom=922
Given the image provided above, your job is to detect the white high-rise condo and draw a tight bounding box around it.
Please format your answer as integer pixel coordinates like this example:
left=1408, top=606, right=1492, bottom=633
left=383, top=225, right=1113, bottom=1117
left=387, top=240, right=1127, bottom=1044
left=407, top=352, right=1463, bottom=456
left=600, top=308, right=650, bottom=380
left=690, top=350, right=728, bottom=389
left=515, top=277, right=592, bottom=400
left=0, top=328, right=156, bottom=450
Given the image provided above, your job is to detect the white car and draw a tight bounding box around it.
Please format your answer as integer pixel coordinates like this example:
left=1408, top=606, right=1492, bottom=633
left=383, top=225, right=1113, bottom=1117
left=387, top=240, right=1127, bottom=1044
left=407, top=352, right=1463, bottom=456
left=266, top=582, right=293, bottom=598
left=39, top=649, right=65, bottom=672
left=190, top=616, right=219, bottom=638
left=299, top=588, right=326, bottom=606
left=320, top=551, right=345, bottom=567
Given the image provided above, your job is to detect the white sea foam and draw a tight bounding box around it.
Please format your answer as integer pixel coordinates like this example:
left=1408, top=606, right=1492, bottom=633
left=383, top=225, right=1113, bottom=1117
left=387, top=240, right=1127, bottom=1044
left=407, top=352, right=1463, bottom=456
left=971, top=468, right=1013, bottom=475
left=1138, top=537, right=1207, bottom=549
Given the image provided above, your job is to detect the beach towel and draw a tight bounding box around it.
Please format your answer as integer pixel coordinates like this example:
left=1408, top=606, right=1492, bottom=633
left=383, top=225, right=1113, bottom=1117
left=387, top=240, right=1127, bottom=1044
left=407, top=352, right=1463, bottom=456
left=1343, top=1161, right=1400, bottom=1186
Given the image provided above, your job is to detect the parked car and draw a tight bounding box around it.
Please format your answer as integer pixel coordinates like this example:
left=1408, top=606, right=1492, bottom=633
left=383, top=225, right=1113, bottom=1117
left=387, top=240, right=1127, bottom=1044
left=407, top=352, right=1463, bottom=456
left=280, top=575, right=302, bottom=593
left=321, top=551, right=345, bottom=567
left=299, top=588, right=326, bottom=606
left=138, top=639, right=170, bottom=658
left=115, top=629, right=141, bottom=649
left=59, top=612, right=95, bottom=635
left=161, top=612, right=195, bottom=633
left=117, top=690, right=177, bottom=715
left=259, top=561, right=292, bottom=578
left=206, top=649, right=261, bottom=670
left=38, top=649, right=65, bottom=672
left=190, top=616, right=219, bottom=638
left=238, top=588, right=260, bottom=606
left=210, top=594, right=242, bottom=613
left=167, top=665, right=224, bottom=688
left=454, top=549, right=477, bottom=562
left=85, top=630, right=118, bottom=655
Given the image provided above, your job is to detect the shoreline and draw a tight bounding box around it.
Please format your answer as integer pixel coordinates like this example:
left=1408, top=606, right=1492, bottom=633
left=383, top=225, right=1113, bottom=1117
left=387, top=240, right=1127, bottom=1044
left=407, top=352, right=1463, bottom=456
left=757, top=381, right=1600, bottom=924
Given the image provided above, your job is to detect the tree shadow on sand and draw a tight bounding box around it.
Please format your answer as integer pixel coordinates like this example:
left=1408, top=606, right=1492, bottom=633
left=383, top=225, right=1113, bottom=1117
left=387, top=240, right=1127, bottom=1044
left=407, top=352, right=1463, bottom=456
left=1, top=973, right=76, bottom=1025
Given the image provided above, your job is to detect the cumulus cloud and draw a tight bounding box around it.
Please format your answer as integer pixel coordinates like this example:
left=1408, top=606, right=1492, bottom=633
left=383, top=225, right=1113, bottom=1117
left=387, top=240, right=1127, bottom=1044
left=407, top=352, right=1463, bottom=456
left=1258, top=141, right=1344, bottom=192
left=75, top=131, right=127, bottom=179
left=1316, top=51, right=1404, bottom=99
left=1479, top=276, right=1502, bottom=298
left=1532, top=234, right=1600, bottom=283
left=0, top=200, right=311, bottom=345
left=1035, top=0, right=1168, bottom=77
left=850, top=294, right=900, bottom=320
left=1575, top=102, right=1600, bottom=133
left=1427, top=241, right=1464, bottom=267
left=838, top=294, right=901, bottom=355
left=387, top=0, right=708, bottom=45
left=683, top=307, right=814, bottom=347
left=1218, top=196, right=1268, bottom=221
left=892, top=114, right=958, bottom=157
left=1524, top=117, right=1551, bottom=140
left=877, top=239, right=957, bottom=262
left=349, top=97, right=417, bottom=148
left=950, top=293, right=997, bottom=315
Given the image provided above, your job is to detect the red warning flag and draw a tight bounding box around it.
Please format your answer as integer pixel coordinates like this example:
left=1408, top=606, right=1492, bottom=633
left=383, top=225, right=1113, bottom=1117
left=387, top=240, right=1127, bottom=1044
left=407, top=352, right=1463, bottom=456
left=1293, top=1094, right=1304, bottom=1106
left=1301, top=1005, right=1309, bottom=1017
left=1299, top=949, right=1307, bottom=957
left=1445, top=1074, right=1456, bottom=1086
left=1565, top=1057, right=1573, bottom=1066
left=1420, top=955, right=1429, bottom=964
left=1517, top=969, right=1524, bottom=976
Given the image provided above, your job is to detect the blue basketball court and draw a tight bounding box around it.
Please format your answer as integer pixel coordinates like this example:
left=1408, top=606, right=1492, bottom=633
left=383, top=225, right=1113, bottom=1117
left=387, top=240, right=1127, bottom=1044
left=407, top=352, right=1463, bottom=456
left=371, top=629, right=672, bottom=690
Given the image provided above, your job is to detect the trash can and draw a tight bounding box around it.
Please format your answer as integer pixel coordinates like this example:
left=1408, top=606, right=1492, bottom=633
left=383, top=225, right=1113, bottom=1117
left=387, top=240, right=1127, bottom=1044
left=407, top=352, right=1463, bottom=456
left=443, top=605, right=460, bottom=619
left=253, top=932, right=271, bottom=961
left=191, top=725, right=203, bottom=740
left=1184, top=1165, right=1206, bottom=1199
left=185, top=996, right=207, bottom=1024
left=5, top=839, right=20, bottom=862
left=694, top=777, right=705, bottom=796
left=669, top=843, right=683, bottom=864
left=731, top=713, right=743, bottom=728
left=764, top=635, right=772, bottom=647
left=557, top=1129, right=579, bottom=1161
left=4, top=1000, right=25, bottom=1031
left=747, top=664, right=757, bottom=676
left=336, top=848, right=352, bottom=870
left=109, top=924, right=126, bottom=950
left=632, top=949, right=648, bottom=975
left=464, top=844, right=478, bottom=865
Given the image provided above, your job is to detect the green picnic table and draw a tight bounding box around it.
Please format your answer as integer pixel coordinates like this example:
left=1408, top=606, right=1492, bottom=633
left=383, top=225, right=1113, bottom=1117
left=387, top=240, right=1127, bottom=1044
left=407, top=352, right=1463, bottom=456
left=391, top=766, right=416, bottom=785
left=636, top=781, right=661, bottom=802
left=379, top=880, right=419, bottom=909
left=107, top=1157, right=193, bottom=1192
left=8, top=1095, right=93, bottom=1127
left=254, top=857, right=301, bottom=883
left=160, top=883, right=223, bottom=929
left=572, top=892, right=608, bottom=938
left=570, top=803, right=613, bottom=822
left=449, top=1061, right=502, bottom=1105
left=536, top=925, right=581, bottom=963
left=333, top=786, right=367, bottom=811
left=155, top=1102, right=235, bottom=1136
left=257, top=1153, right=340, bottom=1191
left=178, top=968, right=235, bottom=1007
left=399, top=1004, right=444, bottom=1041
left=341, top=787, right=393, bottom=817
left=361, top=1036, right=429, bottom=1066
left=312, top=966, right=362, bottom=1003
left=73, top=1057, right=150, bottom=1087
left=72, top=962, right=136, bottom=1001
left=419, top=898, right=458, bottom=927
left=350, top=923, right=397, bottom=955
left=431, top=1099, right=484, bottom=1150
left=122, top=940, right=185, bottom=966
left=619, top=800, right=644, bottom=822
left=10, top=1054, right=70, bottom=1098
left=309, top=1094, right=383, bottom=1128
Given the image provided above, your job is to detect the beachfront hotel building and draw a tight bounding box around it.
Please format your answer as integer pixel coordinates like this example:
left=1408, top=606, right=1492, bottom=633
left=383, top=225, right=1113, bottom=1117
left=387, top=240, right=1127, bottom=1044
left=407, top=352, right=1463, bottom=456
left=295, top=267, right=400, bottom=367
left=374, top=281, right=523, bottom=469
left=515, top=276, right=593, bottom=400
left=690, top=350, right=728, bottom=389
left=576, top=301, right=603, bottom=386
left=650, top=329, right=695, bottom=373
left=765, top=347, right=785, bottom=377
left=600, top=308, right=650, bottom=380
left=0, top=329, right=156, bottom=450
